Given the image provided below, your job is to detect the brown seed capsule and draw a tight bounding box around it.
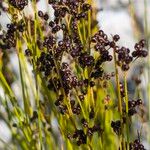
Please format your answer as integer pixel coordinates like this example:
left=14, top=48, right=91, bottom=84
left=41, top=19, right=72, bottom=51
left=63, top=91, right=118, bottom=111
left=79, top=95, right=84, bottom=102
left=113, top=34, right=120, bottom=42
left=121, top=64, right=129, bottom=71
left=38, top=11, right=44, bottom=17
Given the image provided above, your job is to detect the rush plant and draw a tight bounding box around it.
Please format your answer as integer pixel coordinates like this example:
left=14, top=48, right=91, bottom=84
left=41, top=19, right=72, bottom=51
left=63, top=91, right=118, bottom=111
left=0, top=0, right=149, bottom=150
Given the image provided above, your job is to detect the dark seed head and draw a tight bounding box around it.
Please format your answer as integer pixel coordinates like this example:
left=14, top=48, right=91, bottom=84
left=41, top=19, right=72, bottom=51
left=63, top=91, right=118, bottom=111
left=113, top=34, right=120, bottom=42
left=38, top=11, right=44, bottom=17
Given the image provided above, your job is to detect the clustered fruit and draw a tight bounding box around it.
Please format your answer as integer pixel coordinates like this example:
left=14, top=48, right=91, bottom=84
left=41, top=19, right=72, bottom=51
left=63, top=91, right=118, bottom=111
left=116, top=46, right=133, bottom=71
left=67, top=120, right=103, bottom=146
left=60, top=62, right=78, bottom=94
left=132, top=40, right=148, bottom=58
left=37, top=51, right=55, bottom=77
left=128, top=99, right=142, bottom=116
left=111, top=120, right=121, bottom=135
left=8, top=0, right=28, bottom=10
left=71, top=129, right=87, bottom=146
left=0, top=20, right=25, bottom=49
left=129, top=139, right=146, bottom=150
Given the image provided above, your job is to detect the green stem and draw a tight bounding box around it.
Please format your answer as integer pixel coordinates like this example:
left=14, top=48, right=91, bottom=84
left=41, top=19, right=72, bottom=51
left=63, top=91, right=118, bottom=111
left=113, top=50, right=122, bottom=116
left=113, top=49, right=125, bottom=150
left=32, top=1, right=43, bottom=148
left=82, top=19, right=86, bottom=43
left=124, top=72, right=129, bottom=150
left=88, top=0, right=91, bottom=38
left=77, top=23, right=84, bottom=44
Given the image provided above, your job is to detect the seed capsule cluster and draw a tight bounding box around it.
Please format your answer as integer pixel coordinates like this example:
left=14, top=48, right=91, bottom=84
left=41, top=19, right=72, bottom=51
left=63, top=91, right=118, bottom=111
left=68, top=121, right=102, bottom=146
left=60, top=62, right=78, bottom=94
left=8, top=0, right=28, bottom=10
left=37, top=52, right=55, bottom=77
left=72, top=129, right=87, bottom=146
left=120, top=82, right=125, bottom=97
left=92, top=30, right=113, bottom=64
left=0, top=20, right=26, bottom=49
left=129, top=139, right=146, bottom=150
left=132, top=40, right=148, bottom=58
left=116, top=46, right=133, bottom=71
left=78, top=52, right=94, bottom=68
left=30, top=111, right=38, bottom=122
left=128, top=99, right=142, bottom=116
left=111, top=120, right=121, bottom=135
left=55, top=98, right=68, bottom=115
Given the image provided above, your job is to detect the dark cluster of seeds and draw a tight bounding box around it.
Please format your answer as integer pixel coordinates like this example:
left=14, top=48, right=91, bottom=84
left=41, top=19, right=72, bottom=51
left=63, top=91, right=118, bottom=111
left=72, top=129, right=87, bottom=146
left=0, top=20, right=26, bottom=49
left=127, top=99, right=142, bottom=116
left=111, top=120, right=121, bottom=135
left=91, top=30, right=148, bottom=72
left=116, top=46, right=133, bottom=71
left=0, top=23, right=17, bottom=49
left=37, top=51, right=55, bottom=77
left=8, top=0, right=28, bottom=10
left=91, top=30, right=113, bottom=64
left=132, top=40, right=148, bottom=58
left=129, top=139, right=146, bottom=150
left=60, top=62, right=78, bottom=94
left=120, top=82, right=125, bottom=98
left=30, top=111, right=38, bottom=122
left=67, top=120, right=102, bottom=146
left=78, top=52, right=94, bottom=68
left=55, top=95, right=68, bottom=115
left=115, top=39, right=147, bottom=71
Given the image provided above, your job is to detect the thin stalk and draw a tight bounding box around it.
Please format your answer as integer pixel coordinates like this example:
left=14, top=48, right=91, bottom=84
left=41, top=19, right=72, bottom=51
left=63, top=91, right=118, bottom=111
left=32, top=1, right=43, bottom=148
left=128, top=0, right=141, bottom=38
left=124, top=72, right=129, bottom=150
left=113, top=51, right=122, bottom=115
left=73, top=89, right=87, bottom=119
left=113, top=49, right=125, bottom=150
left=77, top=23, right=84, bottom=44
left=88, top=0, right=92, bottom=38
left=144, top=0, right=149, bottom=49
left=17, top=39, right=30, bottom=116
left=90, top=87, right=95, bottom=107
left=82, top=19, right=86, bottom=43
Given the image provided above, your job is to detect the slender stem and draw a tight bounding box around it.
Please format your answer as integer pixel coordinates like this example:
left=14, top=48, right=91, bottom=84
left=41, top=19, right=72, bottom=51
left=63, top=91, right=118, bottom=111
left=32, top=1, right=43, bottom=148
left=82, top=19, right=86, bottom=43
left=113, top=49, right=125, bottom=150
left=113, top=50, right=122, bottom=115
left=88, top=0, right=92, bottom=38
left=124, top=72, right=129, bottom=150
left=77, top=23, right=84, bottom=44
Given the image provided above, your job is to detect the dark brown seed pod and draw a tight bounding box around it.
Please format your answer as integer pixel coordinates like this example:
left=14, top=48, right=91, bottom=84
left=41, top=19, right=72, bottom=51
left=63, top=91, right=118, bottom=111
left=113, top=34, right=120, bottom=42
